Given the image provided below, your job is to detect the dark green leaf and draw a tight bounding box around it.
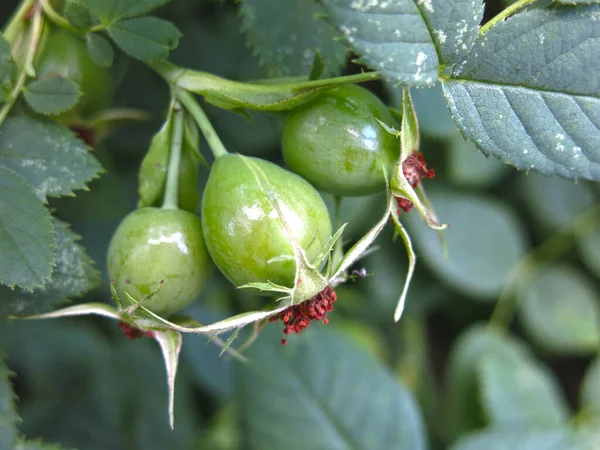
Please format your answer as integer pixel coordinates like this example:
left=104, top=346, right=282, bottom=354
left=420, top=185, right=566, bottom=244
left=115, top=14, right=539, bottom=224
left=323, top=0, right=437, bottom=86
left=518, top=264, right=600, bottom=353
left=520, top=172, right=595, bottom=233
left=323, top=0, right=483, bottom=85
left=239, top=0, right=346, bottom=77
left=0, top=33, right=15, bottom=101
left=406, top=188, right=527, bottom=299
left=443, top=6, right=600, bottom=181
left=24, top=77, right=82, bottom=115
left=450, top=428, right=580, bottom=450
left=578, top=225, right=600, bottom=278
left=238, top=326, right=427, bottom=450
left=447, top=135, right=509, bottom=188
left=108, top=17, right=181, bottom=62
left=0, top=166, right=55, bottom=290
left=82, top=0, right=170, bottom=24
left=0, top=218, right=100, bottom=320
left=446, top=325, right=531, bottom=437
left=581, top=356, right=600, bottom=418
left=0, top=357, right=18, bottom=450
left=0, top=116, right=103, bottom=200
left=86, top=33, right=115, bottom=68
left=15, top=440, right=75, bottom=450
left=480, top=357, right=569, bottom=428
left=65, top=0, right=92, bottom=29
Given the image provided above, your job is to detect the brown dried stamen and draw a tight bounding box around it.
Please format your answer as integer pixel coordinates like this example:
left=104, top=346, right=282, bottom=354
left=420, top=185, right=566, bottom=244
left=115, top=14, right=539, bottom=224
left=269, top=285, right=337, bottom=345
left=396, top=152, right=435, bottom=214
left=118, top=322, right=155, bottom=340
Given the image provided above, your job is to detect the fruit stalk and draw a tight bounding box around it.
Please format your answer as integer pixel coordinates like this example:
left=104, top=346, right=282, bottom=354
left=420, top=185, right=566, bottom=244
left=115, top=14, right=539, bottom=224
left=176, top=89, right=228, bottom=160
left=162, top=102, right=185, bottom=210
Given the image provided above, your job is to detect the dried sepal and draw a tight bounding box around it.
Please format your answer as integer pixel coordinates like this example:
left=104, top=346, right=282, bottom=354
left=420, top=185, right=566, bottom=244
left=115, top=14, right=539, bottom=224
left=152, top=329, right=182, bottom=430
left=390, top=207, right=416, bottom=322
left=330, top=176, right=394, bottom=281
left=22, top=302, right=123, bottom=321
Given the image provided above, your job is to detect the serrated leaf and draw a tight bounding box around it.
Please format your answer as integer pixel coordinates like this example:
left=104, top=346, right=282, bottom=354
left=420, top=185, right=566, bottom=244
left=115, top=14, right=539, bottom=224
left=24, top=77, right=82, bottom=115
left=0, top=218, right=100, bottom=320
left=239, top=0, right=346, bottom=77
left=406, top=188, right=527, bottom=299
left=82, top=0, right=170, bottom=24
left=85, top=33, right=115, bottom=68
left=138, top=109, right=203, bottom=212
left=443, top=6, right=600, bottom=181
left=518, top=264, right=600, bottom=353
left=108, top=17, right=181, bottom=62
left=0, top=166, right=55, bottom=290
left=480, top=357, right=569, bottom=428
left=581, top=356, right=600, bottom=418
left=0, top=357, right=18, bottom=450
left=0, top=33, right=15, bottom=101
left=450, top=428, right=580, bottom=450
left=65, top=0, right=92, bottom=29
left=323, top=0, right=482, bottom=85
left=520, top=172, right=596, bottom=233
left=238, top=326, right=427, bottom=450
left=0, top=116, right=103, bottom=200
left=446, top=325, right=532, bottom=437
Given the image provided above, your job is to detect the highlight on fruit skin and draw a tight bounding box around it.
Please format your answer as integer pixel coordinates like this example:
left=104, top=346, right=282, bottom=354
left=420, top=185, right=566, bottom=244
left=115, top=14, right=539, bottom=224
left=107, top=207, right=212, bottom=317
left=282, top=84, right=399, bottom=197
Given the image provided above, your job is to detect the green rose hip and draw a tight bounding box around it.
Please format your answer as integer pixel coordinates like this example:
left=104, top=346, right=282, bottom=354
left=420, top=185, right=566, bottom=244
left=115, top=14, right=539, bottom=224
left=201, top=154, right=332, bottom=289
left=107, top=207, right=212, bottom=317
left=282, top=84, right=399, bottom=197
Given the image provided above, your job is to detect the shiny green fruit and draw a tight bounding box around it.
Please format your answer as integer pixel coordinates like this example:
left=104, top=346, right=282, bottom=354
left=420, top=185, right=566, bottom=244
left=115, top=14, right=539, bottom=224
left=35, top=28, right=110, bottom=116
left=107, top=207, right=212, bottom=316
left=282, top=84, right=399, bottom=197
left=201, top=154, right=332, bottom=289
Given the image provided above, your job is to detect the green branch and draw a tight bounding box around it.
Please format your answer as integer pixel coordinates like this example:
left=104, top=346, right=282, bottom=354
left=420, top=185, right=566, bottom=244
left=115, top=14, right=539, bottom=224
left=480, top=0, right=538, bottom=35
left=176, top=89, right=228, bottom=160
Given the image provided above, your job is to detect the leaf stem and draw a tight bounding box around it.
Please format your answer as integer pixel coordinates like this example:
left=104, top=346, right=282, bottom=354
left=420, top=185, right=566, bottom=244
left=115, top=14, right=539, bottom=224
left=488, top=204, right=600, bottom=331
left=3, top=0, right=36, bottom=44
left=39, top=0, right=77, bottom=32
left=176, top=89, right=228, bottom=160
left=479, top=0, right=537, bottom=35
left=0, top=3, right=43, bottom=126
left=161, top=102, right=184, bottom=210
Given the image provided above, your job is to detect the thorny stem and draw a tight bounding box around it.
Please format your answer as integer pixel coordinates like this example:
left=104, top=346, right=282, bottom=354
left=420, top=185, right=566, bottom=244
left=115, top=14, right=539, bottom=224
left=161, top=102, right=185, bottom=210
left=3, top=0, right=36, bottom=43
left=479, top=0, right=538, bottom=35
left=0, top=2, right=43, bottom=126
left=176, top=89, right=228, bottom=160
left=488, top=204, right=600, bottom=331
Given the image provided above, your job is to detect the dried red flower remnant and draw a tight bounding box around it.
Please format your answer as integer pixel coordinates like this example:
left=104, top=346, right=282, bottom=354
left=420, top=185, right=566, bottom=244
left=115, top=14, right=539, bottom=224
left=396, top=152, right=435, bottom=214
left=119, top=322, right=155, bottom=340
left=269, top=285, right=337, bottom=345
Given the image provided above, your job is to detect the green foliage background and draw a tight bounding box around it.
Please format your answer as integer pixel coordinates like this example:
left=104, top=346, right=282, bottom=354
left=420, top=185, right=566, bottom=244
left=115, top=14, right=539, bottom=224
left=1, top=0, right=600, bottom=449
